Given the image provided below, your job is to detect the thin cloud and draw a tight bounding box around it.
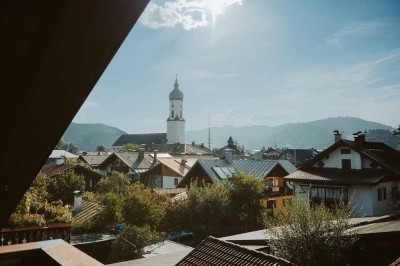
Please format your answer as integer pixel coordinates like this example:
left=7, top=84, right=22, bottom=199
left=184, top=70, right=236, bottom=80
left=140, top=0, right=242, bottom=30
left=282, top=49, right=400, bottom=99
left=325, top=20, right=393, bottom=47
left=274, top=50, right=400, bottom=124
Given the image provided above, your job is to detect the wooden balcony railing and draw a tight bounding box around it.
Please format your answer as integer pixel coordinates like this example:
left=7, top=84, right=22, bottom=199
left=0, top=223, right=71, bottom=246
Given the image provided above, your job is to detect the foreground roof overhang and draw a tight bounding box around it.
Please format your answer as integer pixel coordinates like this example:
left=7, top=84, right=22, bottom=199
left=0, top=0, right=149, bottom=229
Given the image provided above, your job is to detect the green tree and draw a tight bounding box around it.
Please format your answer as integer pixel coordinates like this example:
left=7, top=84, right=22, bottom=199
left=121, top=184, right=166, bottom=229
left=55, top=138, right=79, bottom=154
left=107, top=225, right=164, bottom=263
left=29, top=171, right=50, bottom=204
left=393, top=125, right=400, bottom=136
left=96, top=144, right=108, bottom=153
left=187, top=181, right=230, bottom=235
left=264, top=195, right=358, bottom=266
left=55, top=138, right=67, bottom=150
left=67, top=142, right=79, bottom=154
left=47, top=169, right=85, bottom=205
left=6, top=171, right=73, bottom=228
left=97, top=192, right=124, bottom=226
left=228, top=171, right=265, bottom=224
left=162, top=196, right=191, bottom=233
left=118, top=143, right=142, bottom=152
left=96, top=171, right=131, bottom=194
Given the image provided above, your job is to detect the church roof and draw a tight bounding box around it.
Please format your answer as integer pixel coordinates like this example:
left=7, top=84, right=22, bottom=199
left=169, top=76, right=184, bottom=100
left=112, top=133, right=167, bottom=146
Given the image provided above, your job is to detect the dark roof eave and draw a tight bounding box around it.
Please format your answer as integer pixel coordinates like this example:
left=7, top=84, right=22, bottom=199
left=285, top=178, right=380, bottom=186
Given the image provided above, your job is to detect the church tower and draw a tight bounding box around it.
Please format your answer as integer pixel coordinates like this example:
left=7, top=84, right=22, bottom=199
left=167, top=76, right=185, bottom=144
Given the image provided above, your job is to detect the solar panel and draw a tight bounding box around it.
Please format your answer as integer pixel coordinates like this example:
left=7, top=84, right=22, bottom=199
left=220, top=167, right=234, bottom=177
left=212, top=167, right=228, bottom=179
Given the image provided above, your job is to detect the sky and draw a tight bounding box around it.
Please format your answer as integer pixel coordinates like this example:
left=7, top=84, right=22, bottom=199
left=73, top=0, right=400, bottom=134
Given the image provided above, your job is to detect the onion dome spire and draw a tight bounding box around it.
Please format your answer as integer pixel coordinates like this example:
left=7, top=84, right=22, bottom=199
left=169, top=74, right=184, bottom=100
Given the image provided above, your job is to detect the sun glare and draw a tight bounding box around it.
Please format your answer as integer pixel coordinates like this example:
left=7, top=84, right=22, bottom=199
left=203, top=0, right=242, bottom=27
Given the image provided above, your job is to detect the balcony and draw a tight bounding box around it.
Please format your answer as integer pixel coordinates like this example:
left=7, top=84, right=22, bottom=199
left=1, top=223, right=71, bottom=247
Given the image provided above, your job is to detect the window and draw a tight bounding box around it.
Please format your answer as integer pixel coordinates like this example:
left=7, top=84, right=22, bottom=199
left=266, top=177, right=275, bottom=187
left=311, top=187, right=347, bottom=200
left=341, top=148, right=351, bottom=154
left=392, top=186, right=399, bottom=199
left=267, top=200, right=276, bottom=210
left=89, top=179, right=93, bottom=188
left=378, top=187, right=387, bottom=201
left=342, top=159, right=351, bottom=170
left=171, top=110, right=174, bottom=117
left=174, top=178, right=179, bottom=186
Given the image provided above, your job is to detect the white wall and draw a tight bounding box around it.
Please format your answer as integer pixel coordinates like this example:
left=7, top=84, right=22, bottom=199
left=163, top=176, right=183, bottom=188
left=291, top=182, right=400, bottom=217
left=348, top=186, right=373, bottom=217
left=313, top=146, right=361, bottom=169
left=169, top=99, right=183, bottom=119
left=372, top=182, right=398, bottom=216
left=167, top=120, right=185, bottom=144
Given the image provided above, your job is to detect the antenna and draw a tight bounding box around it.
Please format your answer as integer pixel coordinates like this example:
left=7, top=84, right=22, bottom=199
left=208, top=114, right=211, bottom=150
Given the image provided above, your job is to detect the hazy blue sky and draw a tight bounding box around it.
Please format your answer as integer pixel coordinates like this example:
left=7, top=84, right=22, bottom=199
left=73, top=0, right=400, bottom=133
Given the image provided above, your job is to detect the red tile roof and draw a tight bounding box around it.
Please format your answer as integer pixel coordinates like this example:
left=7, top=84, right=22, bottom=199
left=41, top=163, right=76, bottom=176
left=73, top=199, right=101, bottom=224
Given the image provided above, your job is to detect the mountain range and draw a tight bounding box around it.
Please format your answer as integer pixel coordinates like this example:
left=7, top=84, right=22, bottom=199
left=63, top=117, right=399, bottom=152
left=63, top=122, right=126, bottom=151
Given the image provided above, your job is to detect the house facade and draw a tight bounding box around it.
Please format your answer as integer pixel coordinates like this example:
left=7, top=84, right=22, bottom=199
left=284, top=132, right=400, bottom=217
left=141, top=156, right=196, bottom=188
left=178, top=152, right=297, bottom=211
left=41, top=161, right=103, bottom=191
left=97, top=149, right=156, bottom=180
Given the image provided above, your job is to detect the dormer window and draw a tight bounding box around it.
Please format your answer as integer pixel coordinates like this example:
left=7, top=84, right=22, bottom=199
left=341, top=159, right=351, bottom=170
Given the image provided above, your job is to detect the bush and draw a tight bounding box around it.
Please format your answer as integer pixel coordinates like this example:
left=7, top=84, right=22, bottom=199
left=264, top=194, right=358, bottom=266
left=6, top=213, right=46, bottom=228
left=107, top=225, right=164, bottom=263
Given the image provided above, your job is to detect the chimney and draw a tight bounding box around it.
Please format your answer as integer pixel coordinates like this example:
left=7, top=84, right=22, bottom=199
left=73, top=190, right=82, bottom=212
left=153, top=150, right=158, bottom=161
left=354, top=133, right=366, bottom=150
left=254, top=150, right=262, bottom=161
left=334, top=130, right=342, bottom=142
left=225, top=149, right=233, bottom=164
left=56, top=157, right=64, bottom=166
left=181, top=153, right=187, bottom=165
left=138, top=148, right=145, bottom=159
